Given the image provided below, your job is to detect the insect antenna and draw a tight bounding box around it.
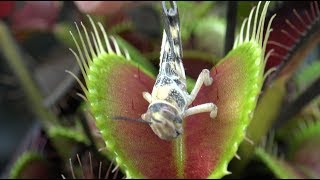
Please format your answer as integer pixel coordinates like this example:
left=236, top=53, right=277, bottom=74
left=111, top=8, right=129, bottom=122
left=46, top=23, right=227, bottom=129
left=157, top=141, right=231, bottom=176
left=112, top=116, right=151, bottom=125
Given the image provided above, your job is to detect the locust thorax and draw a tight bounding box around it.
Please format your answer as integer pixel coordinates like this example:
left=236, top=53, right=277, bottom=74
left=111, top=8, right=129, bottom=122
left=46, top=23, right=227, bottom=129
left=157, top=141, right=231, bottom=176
left=142, top=102, right=183, bottom=140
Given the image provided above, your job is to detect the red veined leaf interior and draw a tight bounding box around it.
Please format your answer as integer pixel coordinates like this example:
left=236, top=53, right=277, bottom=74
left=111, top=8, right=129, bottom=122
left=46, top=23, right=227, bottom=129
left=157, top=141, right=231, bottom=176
left=88, top=41, right=266, bottom=178
left=265, top=1, right=320, bottom=72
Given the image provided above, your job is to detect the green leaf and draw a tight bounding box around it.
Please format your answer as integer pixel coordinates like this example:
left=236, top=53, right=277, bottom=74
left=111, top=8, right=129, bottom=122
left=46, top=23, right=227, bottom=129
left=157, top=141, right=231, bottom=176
left=255, top=147, right=304, bottom=178
left=113, top=34, right=157, bottom=76
left=293, top=60, right=320, bottom=96
left=233, top=76, right=287, bottom=174
left=193, top=16, right=226, bottom=58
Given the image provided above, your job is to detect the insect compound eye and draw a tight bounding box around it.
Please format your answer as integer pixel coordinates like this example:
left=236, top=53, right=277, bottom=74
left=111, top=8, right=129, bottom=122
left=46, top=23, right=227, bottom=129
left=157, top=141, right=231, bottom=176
left=148, top=102, right=181, bottom=125
left=160, top=108, right=176, bottom=122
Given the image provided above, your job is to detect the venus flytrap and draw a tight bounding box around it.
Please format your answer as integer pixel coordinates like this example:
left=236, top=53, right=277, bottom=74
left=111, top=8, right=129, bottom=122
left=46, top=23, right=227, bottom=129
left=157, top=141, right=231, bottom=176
left=8, top=152, right=49, bottom=179
left=233, top=2, right=320, bottom=175
left=254, top=135, right=304, bottom=179
left=68, top=1, right=275, bottom=178
left=254, top=115, right=320, bottom=179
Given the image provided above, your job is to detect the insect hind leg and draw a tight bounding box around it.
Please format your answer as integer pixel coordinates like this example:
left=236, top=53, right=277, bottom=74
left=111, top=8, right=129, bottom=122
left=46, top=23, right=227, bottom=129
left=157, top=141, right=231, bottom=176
left=183, top=103, right=217, bottom=119
left=187, top=69, right=213, bottom=106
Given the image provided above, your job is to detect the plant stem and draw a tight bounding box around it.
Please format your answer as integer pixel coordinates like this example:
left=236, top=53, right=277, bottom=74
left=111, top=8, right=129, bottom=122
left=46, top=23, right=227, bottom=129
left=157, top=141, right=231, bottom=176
left=0, top=21, right=58, bottom=127
left=224, top=1, right=237, bottom=56
left=274, top=77, right=320, bottom=128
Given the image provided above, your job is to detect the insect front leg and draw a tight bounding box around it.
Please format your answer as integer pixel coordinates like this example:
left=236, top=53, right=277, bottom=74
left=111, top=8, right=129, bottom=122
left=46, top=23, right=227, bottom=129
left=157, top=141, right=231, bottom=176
left=187, top=69, right=213, bottom=106
left=142, top=91, right=152, bottom=103
left=183, top=103, right=218, bottom=119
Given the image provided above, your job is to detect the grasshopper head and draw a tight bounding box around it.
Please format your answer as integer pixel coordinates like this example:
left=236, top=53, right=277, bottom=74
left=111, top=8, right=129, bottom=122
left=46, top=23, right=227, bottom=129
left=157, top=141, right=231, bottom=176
left=142, top=102, right=183, bottom=141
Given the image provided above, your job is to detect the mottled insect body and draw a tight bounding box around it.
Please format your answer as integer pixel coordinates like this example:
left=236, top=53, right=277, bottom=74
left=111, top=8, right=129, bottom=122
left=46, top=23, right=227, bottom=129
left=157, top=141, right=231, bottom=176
left=141, top=1, right=218, bottom=140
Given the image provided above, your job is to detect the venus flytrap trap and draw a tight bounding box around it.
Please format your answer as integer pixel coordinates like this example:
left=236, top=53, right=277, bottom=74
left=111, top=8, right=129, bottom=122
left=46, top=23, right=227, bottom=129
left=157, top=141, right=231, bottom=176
left=254, top=134, right=304, bottom=179
left=276, top=98, right=320, bottom=178
left=254, top=114, right=320, bottom=178
left=61, top=152, right=124, bottom=179
left=67, top=1, right=275, bottom=178
left=9, top=152, right=49, bottom=178
left=265, top=1, right=320, bottom=80
left=233, top=2, right=320, bottom=175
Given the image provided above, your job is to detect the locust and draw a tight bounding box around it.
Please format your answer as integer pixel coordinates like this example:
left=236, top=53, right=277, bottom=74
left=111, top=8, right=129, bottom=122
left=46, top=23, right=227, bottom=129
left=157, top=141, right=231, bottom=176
left=139, top=1, right=218, bottom=140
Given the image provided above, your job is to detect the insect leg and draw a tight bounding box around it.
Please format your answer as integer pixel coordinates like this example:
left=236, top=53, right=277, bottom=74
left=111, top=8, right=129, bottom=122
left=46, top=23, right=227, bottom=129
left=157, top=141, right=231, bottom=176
left=142, top=91, right=152, bottom=103
left=187, top=69, right=213, bottom=106
left=183, top=103, right=218, bottom=119
left=162, top=1, right=183, bottom=59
